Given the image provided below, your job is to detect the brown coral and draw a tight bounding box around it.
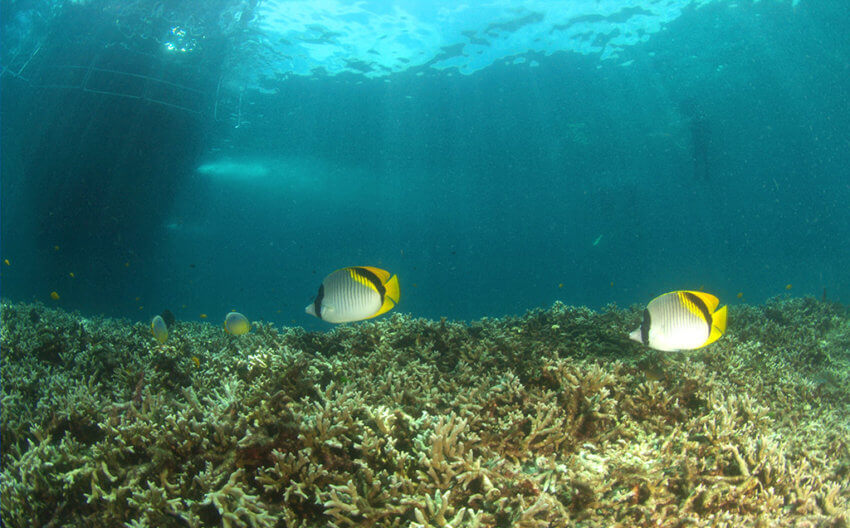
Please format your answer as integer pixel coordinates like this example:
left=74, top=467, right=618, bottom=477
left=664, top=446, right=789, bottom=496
left=1, top=298, right=848, bottom=527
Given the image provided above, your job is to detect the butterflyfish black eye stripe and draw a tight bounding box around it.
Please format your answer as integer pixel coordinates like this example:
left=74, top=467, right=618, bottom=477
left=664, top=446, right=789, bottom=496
left=353, top=267, right=386, bottom=300
left=640, top=308, right=651, bottom=345
left=683, top=291, right=712, bottom=333
left=314, top=284, right=325, bottom=320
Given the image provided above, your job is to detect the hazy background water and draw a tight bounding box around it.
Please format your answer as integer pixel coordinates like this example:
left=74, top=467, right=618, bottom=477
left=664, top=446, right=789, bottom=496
left=2, top=0, right=848, bottom=330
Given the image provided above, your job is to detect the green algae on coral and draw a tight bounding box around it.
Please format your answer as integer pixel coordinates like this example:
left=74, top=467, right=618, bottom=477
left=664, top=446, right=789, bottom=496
left=1, top=298, right=849, bottom=527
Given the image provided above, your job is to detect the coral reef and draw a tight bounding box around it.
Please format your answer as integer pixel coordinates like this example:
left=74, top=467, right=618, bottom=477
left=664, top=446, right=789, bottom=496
left=1, top=297, right=849, bottom=527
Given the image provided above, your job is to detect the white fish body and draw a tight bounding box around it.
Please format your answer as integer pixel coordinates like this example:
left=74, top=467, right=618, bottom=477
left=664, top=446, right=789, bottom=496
left=630, top=290, right=727, bottom=351
left=306, top=267, right=399, bottom=323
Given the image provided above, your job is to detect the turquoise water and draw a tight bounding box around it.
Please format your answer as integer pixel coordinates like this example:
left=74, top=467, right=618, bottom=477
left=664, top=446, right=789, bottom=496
left=1, top=0, right=848, bottom=329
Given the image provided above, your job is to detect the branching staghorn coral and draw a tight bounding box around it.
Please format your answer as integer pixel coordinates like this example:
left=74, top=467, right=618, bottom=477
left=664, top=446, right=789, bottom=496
left=2, top=298, right=849, bottom=527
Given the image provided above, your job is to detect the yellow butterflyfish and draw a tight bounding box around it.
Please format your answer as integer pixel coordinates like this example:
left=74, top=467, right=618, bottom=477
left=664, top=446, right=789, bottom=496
left=306, top=266, right=400, bottom=323
left=224, top=312, right=251, bottom=335
left=630, top=290, right=727, bottom=352
left=151, top=315, right=168, bottom=344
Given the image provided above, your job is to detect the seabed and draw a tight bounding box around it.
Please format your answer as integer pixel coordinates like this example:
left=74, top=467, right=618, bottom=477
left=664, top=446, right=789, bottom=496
left=1, top=297, right=849, bottom=527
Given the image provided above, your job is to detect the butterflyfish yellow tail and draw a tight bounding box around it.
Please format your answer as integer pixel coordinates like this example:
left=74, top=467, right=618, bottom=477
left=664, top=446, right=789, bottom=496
left=705, top=305, right=727, bottom=345
left=384, top=274, right=400, bottom=304
left=372, top=274, right=400, bottom=317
